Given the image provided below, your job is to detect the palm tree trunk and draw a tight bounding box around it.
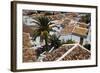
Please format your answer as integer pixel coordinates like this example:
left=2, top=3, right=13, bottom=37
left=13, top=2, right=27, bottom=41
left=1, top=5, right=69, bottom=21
left=40, top=36, right=43, bottom=43
left=44, top=36, right=48, bottom=51
left=43, top=31, right=49, bottom=51
left=79, top=37, right=84, bottom=45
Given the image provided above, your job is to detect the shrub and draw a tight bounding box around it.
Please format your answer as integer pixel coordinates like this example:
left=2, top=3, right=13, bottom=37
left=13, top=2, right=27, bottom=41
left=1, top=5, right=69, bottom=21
left=83, top=44, right=91, bottom=50
left=65, top=39, right=76, bottom=44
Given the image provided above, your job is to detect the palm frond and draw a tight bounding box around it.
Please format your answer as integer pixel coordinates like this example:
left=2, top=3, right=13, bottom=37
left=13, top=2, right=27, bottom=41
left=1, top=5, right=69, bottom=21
left=32, top=30, right=41, bottom=40
left=32, top=20, right=40, bottom=25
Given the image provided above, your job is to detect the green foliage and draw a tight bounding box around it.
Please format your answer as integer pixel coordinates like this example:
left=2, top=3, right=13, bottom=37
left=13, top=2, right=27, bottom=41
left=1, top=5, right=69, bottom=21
left=49, top=34, right=61, bottom=48
left=32, top=16, right=53, bottom=40
left=32, top=16, right=54, bottom=51
left=80, top=13, right=91, bottom=24
left=83, top=44, right=91, bottom=50
left=63, top=39, right=76, bottom=44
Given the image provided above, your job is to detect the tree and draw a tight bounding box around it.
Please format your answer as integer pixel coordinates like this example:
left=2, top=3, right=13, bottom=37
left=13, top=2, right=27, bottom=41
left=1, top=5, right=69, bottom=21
left=83, top=43, right=91, bottom=50
left=80, top=13, right=91, bottom=24
left=79, top=37, right=84, bottom=45
left=49, top=34, right=61, bottom=49
left=32, top=16, right=54, bottom=51
left=79, top=13, right=90, bottom=45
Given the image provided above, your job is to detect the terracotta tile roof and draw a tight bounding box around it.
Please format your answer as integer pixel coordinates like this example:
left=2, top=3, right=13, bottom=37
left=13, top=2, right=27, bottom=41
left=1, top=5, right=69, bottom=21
left=23, top=32, right=32, bottom=49
left=61, top=44, right=91, bottom=61
left=42, top=44, right=90, bottom=61
left=60, top=25, right=74, bottom=35
left=78, top=22, right=88, bottom=28
left=23, top=25, right=34, bottom=36
left=72, top=26, right=88, bottom=38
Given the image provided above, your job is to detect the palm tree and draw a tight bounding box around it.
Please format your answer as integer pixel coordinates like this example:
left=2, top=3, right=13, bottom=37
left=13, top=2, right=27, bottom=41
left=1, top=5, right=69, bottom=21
left=32, top=16, right=55, bottom=51
left=49, top=34, right=61, bottom=49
